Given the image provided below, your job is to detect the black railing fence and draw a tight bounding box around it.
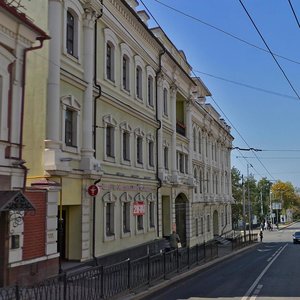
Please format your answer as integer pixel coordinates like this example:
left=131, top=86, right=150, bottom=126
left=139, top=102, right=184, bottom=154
left=0, top=235, right=257, bottom=300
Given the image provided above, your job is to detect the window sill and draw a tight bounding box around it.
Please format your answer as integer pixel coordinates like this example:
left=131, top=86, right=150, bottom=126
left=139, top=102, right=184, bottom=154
left=62, top=144, right=80, bottom=154
left=104, top=234, right=115, bottom=242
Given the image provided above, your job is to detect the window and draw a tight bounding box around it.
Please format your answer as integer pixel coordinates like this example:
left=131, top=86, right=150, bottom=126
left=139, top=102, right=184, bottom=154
left=137, top=215, right=143, bottom=230
left=66, top=11, right=74, bottom=55
left=136, top=66, right=142, bottom=99
left=179, top=152, right=184, bottom=173
left=199, top=170, right=203, bottom=194
left=148, top=141, right=154, bottom=167
left=200, top=217, right=204, bottom=234
left=123, top=202, right=130, bottom=233
left=106, top=125, right=115, bottom=158
left=195, top=218, right=199, bottom=236
left=198, top=131, right=202, bottom=154
left=149, top=201, right=155, bottom=228
left=137, top=136, right=143, bottom=164
left=65, top=108, right=76, bottom=147
left=164, top=147, right=169, bottom=170
left=61, top=95, right=80, bottom=151
left=194, top=169, right=197, bottom=194
left=106, top=202, right=114, bottom=236
left=193, top=128, right=196, bottom=152
left=147, top=75, right=154, bottom=107
left=185, top=155, right=188, bottom=174
left=106, top=43, right=114, bottom=81
left=122, top=55, right=130, bottom=91
left=207, top=215, right=210, bottom=232
left=123, top=131, right=130, bottom=161
left=163, top=88, right=168, bottom=116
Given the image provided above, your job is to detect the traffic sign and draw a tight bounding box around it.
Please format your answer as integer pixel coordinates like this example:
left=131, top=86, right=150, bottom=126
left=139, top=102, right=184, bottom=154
left=87, top=184, right=99, bottom=196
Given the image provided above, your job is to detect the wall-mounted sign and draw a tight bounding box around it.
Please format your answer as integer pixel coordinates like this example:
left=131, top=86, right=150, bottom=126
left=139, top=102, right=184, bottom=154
left=87, top=184, right=99, bottom=197
left=133, top=201, right=145, bottom=216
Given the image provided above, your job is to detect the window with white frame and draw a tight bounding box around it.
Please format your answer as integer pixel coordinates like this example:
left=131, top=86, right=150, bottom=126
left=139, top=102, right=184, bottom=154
left=123, top=131, right=130, bottom=161
left=120, top=121, right=131, bottom=164
left=120, top=43, right=132, bottom=93
left=163, top=88, right=168, bottom=116
left=207, top=214, right=210, bottom=232
left=65, top=8, right=79, bottom=58
left=104, top=29, right=117, bottom=83
left=176, top=151, right=189, bottom=174
left=106, top=125, right=115, bottom=158
left=198, top=131, right=202, bottom=154
left=136, top=66, right=142, bottom=99
left=135, top=194, right=145, bottom=232
left=106, top=42, right=114, bottom=82
left=194, top=169, right=197, bottom=194
left=65, top=108, right=76, bottom=147
left=61, top=95, right=80, bottom=151
left=148, top=140, right=154, bottom=167
left=135, top=128, right=144, bottom=165
left=200, top=217, right=204, bottom=234
left=199, top=169, right=203, bottom=194
left=193, top=128, right=196, bottom=152
left=103, top=192, right=116, bottom=240
left=120, top=192, right=132, bottom=237
left=122, top=55, right=130, bottom=91
left=147, top=133, right=155, bottom=168
left=123, top=201, right=131, bottom=233
left=103, top=115, right=117, bottom=161
left=149, top=201, right=155, bottom=228
left=164, top=146, right=169, bottom=170
left=147, top=75, right=154, bottom=107
left=137, top=215, right=143, bottom=230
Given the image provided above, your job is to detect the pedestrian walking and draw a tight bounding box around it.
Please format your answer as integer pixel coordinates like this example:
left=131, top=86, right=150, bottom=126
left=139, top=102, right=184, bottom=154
left=259, top=229, right=263, bottom=242
left=169, top=230, right=180, bottom=250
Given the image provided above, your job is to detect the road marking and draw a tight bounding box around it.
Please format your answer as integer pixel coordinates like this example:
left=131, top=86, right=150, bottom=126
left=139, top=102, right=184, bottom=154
left=241, top=243, right=288, bottom=300
left=249, top=284, right=263, bottom=300
left=257, top=249, right=272, bottom=252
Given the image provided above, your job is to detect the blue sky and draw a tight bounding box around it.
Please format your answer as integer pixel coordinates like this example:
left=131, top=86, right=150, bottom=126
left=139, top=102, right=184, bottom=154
left=140, top=0, right=300, bottom=188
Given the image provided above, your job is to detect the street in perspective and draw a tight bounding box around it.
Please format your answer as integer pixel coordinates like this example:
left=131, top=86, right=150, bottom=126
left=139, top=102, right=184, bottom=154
left=137, top=222, right=300, bottom=300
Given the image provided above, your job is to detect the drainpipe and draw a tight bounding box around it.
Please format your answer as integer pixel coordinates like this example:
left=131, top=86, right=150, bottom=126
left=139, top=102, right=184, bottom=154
left=93, top=2, right=103, bottom=157
left=155, top=49, right=165, bottom=237
left=19, top=35, right=50, bottom=191
left=92, top=4, right=103, bottom=264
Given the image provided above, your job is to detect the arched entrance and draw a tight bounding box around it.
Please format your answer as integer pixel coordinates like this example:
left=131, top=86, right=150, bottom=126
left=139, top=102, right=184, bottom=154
left=213, top=210, right=219, bottom=236
left=175, top=193, right=188, bottom=247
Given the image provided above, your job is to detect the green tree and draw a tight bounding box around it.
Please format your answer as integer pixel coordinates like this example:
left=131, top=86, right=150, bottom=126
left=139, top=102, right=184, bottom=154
left=231, top=167, right=243, bottom=228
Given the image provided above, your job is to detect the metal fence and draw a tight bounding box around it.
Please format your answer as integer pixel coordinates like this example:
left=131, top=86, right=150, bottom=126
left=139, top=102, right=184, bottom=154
left=0, top=236, right=256, bottom=300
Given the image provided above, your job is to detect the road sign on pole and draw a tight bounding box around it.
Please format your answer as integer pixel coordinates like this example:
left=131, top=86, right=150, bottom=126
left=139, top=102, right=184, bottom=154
left=87, top=184, right=99, bottom=197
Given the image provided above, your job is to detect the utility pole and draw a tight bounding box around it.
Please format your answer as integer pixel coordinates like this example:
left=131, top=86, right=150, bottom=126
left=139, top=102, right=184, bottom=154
left=247, top=164, right=252, bottom=237
left=242, top=175, right=246, bottom=239
left=260, top=189, right=263, bottom=216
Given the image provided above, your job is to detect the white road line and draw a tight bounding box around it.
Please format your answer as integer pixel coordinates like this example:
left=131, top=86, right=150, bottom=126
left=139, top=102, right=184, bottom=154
left=241, top=243, right=288, bottom=300
left=249, top=284, right=263, bottom=300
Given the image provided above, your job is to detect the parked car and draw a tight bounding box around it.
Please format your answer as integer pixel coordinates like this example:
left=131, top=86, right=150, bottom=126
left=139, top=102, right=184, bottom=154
left=292, top=231, right=300, bottom=244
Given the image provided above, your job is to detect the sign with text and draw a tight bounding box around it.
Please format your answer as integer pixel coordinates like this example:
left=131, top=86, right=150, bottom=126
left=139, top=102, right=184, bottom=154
left=272, top=202, right=282, bottom=210
left=133, top=201, right=145, bottom=216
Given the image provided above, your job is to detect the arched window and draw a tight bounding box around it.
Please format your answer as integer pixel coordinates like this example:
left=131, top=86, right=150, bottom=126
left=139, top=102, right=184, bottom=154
left=66, top=11, right=75, bottom=55
left=136, top=66, right=142, bottom=99
left=106, top=42, right=115, bottom=82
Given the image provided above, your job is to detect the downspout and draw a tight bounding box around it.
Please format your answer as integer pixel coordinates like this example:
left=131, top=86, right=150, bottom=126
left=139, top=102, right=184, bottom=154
left=155, top=49, right=165, bottom=237
left=92, top=3, right=103, bottom=263
left=93, top=3, right=103, bottom=157
left=20, top=35, right=50, bottom=191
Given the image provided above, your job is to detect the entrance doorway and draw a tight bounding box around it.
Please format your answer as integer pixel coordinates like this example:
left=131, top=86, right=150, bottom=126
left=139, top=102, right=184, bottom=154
left=175, top=193, right=188, bottom=247
left=57, top=210, right=66, bottom=259
left=213, top=210, right=219, bottom=236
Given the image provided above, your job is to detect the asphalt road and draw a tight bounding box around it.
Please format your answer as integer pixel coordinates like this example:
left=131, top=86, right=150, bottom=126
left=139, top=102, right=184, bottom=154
left=141, top=222, right=300, bottom=300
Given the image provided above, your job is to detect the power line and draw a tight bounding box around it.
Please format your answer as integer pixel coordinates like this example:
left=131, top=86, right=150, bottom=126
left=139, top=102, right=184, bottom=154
left=194, top=69, right=298, bottom=101
left=141, top=0, right=277, bottom=182
left=239, top=0, right=300, bottom=101
left=151, top=0, right=300, bottom=66
left=288, top=0, right=300, bottom=28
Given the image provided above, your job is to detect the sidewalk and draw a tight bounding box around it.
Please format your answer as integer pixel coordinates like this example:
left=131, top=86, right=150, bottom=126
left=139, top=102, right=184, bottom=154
left=119, top=240, right=259, bottom=300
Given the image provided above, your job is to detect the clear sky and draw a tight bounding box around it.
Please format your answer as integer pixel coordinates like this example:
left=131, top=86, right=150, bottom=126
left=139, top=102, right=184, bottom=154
left=139, top=0, right=300, bottom=188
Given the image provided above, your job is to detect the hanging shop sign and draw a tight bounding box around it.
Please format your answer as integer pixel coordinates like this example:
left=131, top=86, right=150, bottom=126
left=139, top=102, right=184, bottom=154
left=133, top=201, right=145, bottom=216
left=87, top=184, right=99, bottom=197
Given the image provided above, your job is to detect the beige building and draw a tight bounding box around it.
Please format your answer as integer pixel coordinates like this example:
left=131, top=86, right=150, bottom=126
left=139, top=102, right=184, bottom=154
left=13, top=0, right=234, bottom=264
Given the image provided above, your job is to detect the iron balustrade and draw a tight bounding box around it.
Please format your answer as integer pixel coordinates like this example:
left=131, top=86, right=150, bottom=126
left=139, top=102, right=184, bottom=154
left=0, top=237, right=257, bottom=300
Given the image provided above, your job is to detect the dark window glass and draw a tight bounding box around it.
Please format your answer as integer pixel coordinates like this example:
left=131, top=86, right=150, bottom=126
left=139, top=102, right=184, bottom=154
left=67, top=11, right=74, bottom=55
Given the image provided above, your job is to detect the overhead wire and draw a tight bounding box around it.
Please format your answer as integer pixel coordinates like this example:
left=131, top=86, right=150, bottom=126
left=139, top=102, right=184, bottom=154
left=287, top=0, right=300, bottom=28
left=152, top=0, right=300, bottom=66
left=238, top=0, right=300, bottom=101
left=140, top=0, right=276, bottom=182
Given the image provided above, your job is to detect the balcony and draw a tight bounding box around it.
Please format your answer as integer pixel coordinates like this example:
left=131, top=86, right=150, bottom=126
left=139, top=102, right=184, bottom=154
left=176, top=121, right=186, bottom=136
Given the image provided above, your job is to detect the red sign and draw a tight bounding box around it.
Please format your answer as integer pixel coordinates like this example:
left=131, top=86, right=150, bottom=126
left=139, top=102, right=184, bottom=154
left=87, top=184, right=99, bottom=196
left=133, top=201, right=145, bottom=216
